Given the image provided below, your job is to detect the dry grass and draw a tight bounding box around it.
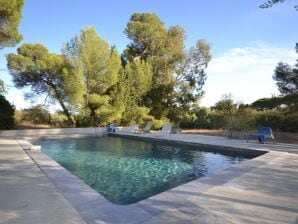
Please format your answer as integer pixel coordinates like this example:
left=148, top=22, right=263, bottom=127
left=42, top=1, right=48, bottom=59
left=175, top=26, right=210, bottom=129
left=14, top=121, right=51, bottom=130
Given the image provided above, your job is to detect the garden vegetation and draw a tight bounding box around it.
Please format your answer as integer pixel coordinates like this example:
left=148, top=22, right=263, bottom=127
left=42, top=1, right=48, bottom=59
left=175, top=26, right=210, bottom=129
left=0, top=2, right=297, bottom=133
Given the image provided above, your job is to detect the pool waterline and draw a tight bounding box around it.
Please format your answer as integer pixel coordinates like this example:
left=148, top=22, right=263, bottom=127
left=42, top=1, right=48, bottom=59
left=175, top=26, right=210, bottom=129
left=34, top=136, right=258, bottom=205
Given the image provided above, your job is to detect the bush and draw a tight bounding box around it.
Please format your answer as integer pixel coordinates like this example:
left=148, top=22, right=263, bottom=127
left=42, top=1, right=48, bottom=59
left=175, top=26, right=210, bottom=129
left=51, top=112, right=69, bottom=127
left=0, top=95, right=15, bottom=130
left=14, top=109, right=23, bottom=124
left=22, top=106, right=50, bottom=125
left=225, top=115, right=255, bottom=131
left=225, top=108, right=257, bottom=131
left=151, top=117, right=170, bottom=130
left=255, top=110, right=298, bottom=132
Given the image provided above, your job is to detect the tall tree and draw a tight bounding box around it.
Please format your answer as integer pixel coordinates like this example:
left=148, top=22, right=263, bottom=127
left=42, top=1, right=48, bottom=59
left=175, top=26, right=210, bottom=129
left=213, top=94, right=237, bottom=116
left=63, top=27, right=122, bottom=126
left=124, top=13, right=185, bottom=119
left=6, top=43, right=78, bottom=125
left=117, top=59, right=153, bottom=125
left=0, top=0, right=24, bottom=49
left=169, top=39, right=211, bottom=124
left=175, top=40, right=211, bottom=107
left=124, top=13, right=211, bottom=121
left=273, top=43, right=298, bottom=95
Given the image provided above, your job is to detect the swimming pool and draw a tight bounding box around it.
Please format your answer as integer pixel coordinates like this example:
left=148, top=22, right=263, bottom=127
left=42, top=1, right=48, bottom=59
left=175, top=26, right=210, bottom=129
left=35, top=136, right=254, bottom=205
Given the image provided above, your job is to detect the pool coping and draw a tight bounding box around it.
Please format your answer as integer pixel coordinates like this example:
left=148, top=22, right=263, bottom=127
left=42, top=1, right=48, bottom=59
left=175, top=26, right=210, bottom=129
left=16, top=133, right=297, bottom=224
left=110, top=133, right=267, bottom=157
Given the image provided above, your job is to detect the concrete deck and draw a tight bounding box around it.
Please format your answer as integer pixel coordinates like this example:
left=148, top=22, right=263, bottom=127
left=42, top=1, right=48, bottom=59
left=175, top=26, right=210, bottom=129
left=1, top=129, right=298, bottom=224
left=0, top=138, right=86, bottom=224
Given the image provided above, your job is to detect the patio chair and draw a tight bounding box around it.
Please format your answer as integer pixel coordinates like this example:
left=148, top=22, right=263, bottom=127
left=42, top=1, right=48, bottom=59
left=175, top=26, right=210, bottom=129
left=155, top=123, right=173, bottom=136
left=247, top=127, right=276, bottom=144
left=106, top=123, right=118, bottom=133
left=142, top=121, right=153, bottom=133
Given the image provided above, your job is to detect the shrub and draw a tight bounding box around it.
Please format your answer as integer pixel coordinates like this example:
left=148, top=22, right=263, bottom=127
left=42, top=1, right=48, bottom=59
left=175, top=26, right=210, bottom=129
left=22, top=106, right=50, bottom=124
left=0, top=95, right=15, bottom=130
left=225, top=115, right=255, bottom=131
left=255, top=110, right=298, bottom=132
left=51, top=112, right=69, bottom=127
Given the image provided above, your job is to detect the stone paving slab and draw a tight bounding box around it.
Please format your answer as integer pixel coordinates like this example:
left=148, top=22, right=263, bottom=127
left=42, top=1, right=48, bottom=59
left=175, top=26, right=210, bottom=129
left=0, top=138, right=86, bottom=224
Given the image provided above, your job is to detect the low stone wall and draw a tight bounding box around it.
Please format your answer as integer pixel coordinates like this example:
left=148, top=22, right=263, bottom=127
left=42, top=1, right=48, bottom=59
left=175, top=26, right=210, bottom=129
left=0, top=127, right=106, bottom=137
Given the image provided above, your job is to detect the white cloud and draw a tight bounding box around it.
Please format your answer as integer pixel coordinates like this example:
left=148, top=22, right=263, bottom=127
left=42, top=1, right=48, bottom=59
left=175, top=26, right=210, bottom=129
left=200, top=42, right=297, bottom=107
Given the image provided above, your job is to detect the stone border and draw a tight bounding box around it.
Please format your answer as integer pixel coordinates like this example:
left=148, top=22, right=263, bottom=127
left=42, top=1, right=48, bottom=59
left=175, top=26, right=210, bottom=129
left=111, top=133, right=266, bottom=157
left=16, top=133, right=279, bottom=224
left=0, top=127, right=106, bottom=137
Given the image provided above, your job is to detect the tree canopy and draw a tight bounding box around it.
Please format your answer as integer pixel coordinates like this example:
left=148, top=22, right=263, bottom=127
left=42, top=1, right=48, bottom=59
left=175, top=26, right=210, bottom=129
left=124, top=13, right=211, bottom=122
left=6, top=43, right=77, bottom=125
left=0, top=0, right=24, bottom=49
left=273, top=43, right=298, bottom=95
left=259, top=0, right=298, bottom=10
left=63, top=27, right=122, bottom=126
left=117, top=59, right=153, bottom=125
left=6, top=13, right=212, bottom=128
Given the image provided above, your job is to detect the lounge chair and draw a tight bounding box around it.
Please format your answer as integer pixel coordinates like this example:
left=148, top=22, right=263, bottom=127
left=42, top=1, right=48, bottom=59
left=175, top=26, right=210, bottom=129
left=247, top=127, right=276, bottom=144
left=138, top=121, right=153, bottom=133
left=106, top=123, right=118, bottom=133
left=156, top=123, right=173, bottom=136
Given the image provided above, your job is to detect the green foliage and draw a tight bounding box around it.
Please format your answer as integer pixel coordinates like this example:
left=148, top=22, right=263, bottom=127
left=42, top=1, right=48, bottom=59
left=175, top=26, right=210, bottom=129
left=5, top=14, right=212, bottom=128
left=116, top=59, right=153, bottom=125
left=6, top=43, right=76, bottom=125
left=151, top=117, right=170, bottom=130
left=0, top=0, right=24, bottom=49
left=22, top=105, right=50, bottom=124
left=273, top=43, right=298, bottom=95
left=64, top=27, right=122, bottom=126
left=50, top=112, right=68, bottom=127
left=192, top=107, right=213, bottom=129
left=124, top=13, right=185, bottom=119
left=0, top=78, right=6, bottom=95
left=124, top=13, right=211, bottom=121
left=0, top=95, right=15, bottom=129
left=213, top=94, right=237, bottom=116
left=225, top=108, right=257, bottom=131
left=260, top=0, right=297, bottom=10
left=172, top=39, right=212, bottom=123
left=252, top=93, right=298, bottom=110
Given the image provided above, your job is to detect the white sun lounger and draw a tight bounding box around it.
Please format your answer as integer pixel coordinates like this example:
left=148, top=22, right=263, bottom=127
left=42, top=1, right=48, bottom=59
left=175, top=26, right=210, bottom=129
left=155, top=124, right=172, bottom=136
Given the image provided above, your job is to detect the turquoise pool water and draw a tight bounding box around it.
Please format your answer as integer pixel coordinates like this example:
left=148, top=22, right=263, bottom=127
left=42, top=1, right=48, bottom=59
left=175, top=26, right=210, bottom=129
left=36, top=136, right=252, bottom=205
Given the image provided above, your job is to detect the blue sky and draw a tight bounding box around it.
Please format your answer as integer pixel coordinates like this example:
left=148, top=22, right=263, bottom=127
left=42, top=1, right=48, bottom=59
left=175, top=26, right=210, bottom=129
left=0, top=0, right=297, bottom=109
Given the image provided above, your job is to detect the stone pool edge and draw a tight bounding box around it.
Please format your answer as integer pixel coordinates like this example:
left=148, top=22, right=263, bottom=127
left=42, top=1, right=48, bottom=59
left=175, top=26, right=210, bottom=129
left=14, top=134, right=280, bottom=224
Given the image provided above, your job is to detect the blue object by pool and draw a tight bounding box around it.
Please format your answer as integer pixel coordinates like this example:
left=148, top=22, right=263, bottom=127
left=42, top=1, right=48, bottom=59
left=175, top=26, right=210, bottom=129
left=247, top=127, right=276, bottom=144
left=36, top=136, right=253, bottom=205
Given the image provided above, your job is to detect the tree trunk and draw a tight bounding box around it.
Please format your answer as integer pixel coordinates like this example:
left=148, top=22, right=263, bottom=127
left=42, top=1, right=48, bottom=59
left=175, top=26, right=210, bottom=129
left=51, top=85, right=75, bottom=126
left=57, top=97, right=75, bottom=126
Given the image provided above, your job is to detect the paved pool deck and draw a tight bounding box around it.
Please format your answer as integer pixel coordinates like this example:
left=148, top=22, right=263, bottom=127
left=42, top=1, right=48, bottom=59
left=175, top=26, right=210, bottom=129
left=0, top=138, right=86, bottom=224
left=1, top=131, right=298, bottom=224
